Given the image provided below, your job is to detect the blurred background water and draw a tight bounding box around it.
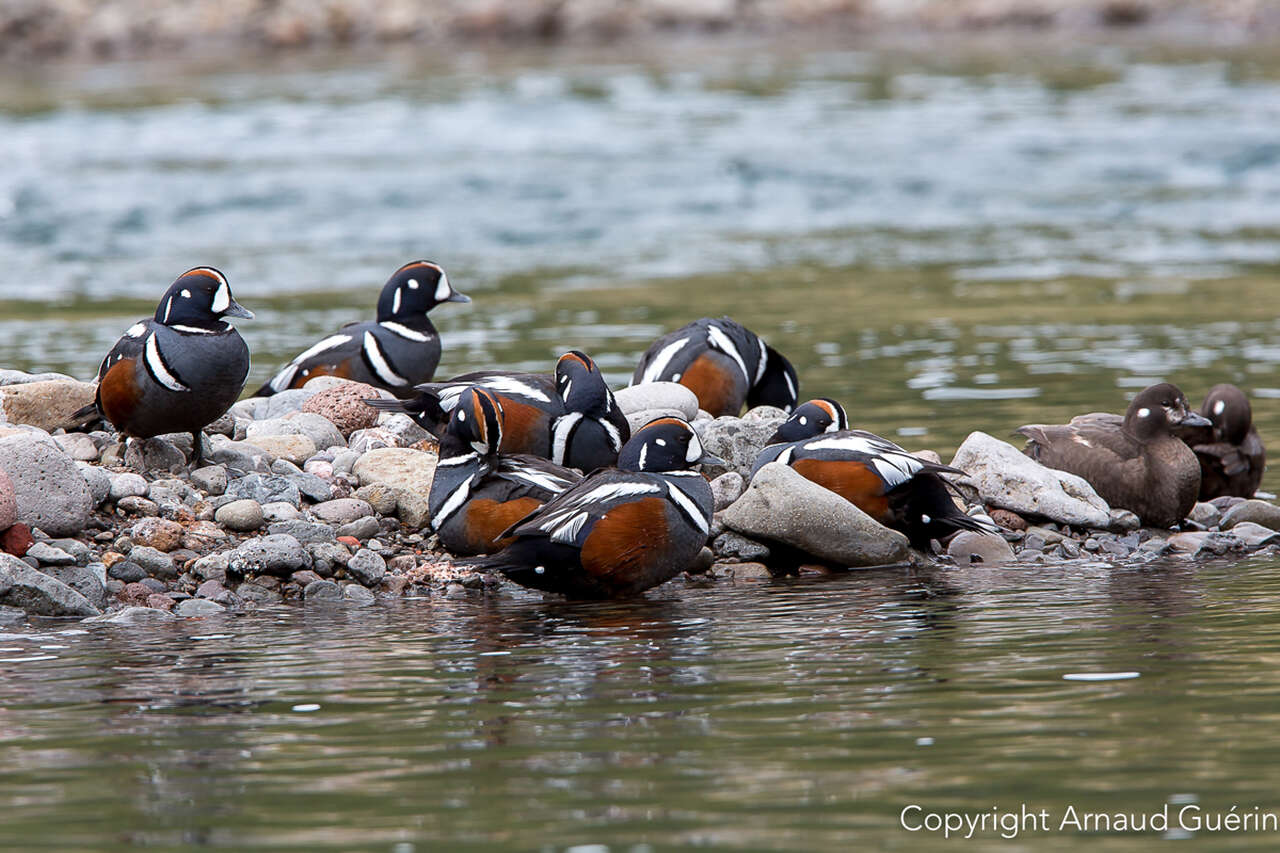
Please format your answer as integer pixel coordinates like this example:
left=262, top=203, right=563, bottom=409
left=3, top=34, right=1280, bottom=850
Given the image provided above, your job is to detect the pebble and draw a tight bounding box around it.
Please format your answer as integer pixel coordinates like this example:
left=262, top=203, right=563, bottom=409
left=709, top=471, right=745, bottom=512
left=261, top=502, right=302, bottom=522
left=229, top=534, right=308, bottom=577
left=83, top=605, right=176, bottom=624
left=311, top=498, right=373, bottom=525
left=0, top=379, right=96, bottom=432
left=174, top=598, right=226, bottom=617
left=351, top=447, right=438, bottom=493
left=948, top=531, right=1017, bottom=565
left=116, top=496, right=159, bottom=516
left=190, top=465, right=228, bottom=496
left=343, top=584, right=376, bottom=606
left=304, top=579, right=343, bottom=601
left=76, top=462, right=112, bottom=506
left=107, top=560, right=147, bottom=582
left=247, top=433, right=318, bottom=466
left=267, top=520, right=336, bottom=544
left=53, top=432, right=100, bottom=461
left=0, top=553, right=100, bottom=616
left=26, top=541, right=76, bottom=566
left=300, top=382, right=384, bottom=436
left=694, top=414, right=786, bottom=478
left=722, top=462, right=911, bottom=567
left=129, top=546, right=178, bottom=579
left=225, top=473, right=301, bottom=507
left=0, top=434, right=93, bottom=536
left=711, top=531, right=770, bottom=561
left=306, top=541, right=352, bottom=577
left=346, top=548, right=386, bottom=585
left=1220, top=499, right=1280, bottom=532
left=130, top=518, right=185, bottom=552
left=337, top=515, right=383, bottom=541
left=215, top=499, right=265, bottom=532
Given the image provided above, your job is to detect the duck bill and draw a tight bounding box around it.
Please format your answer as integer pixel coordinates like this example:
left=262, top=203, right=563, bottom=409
left=446, top=291, right=472, bottom=304
left=1178, top=412, right=1212, bottom=428
left=223, top=300, right=254, bottom=320
left=698, top=451, right=727, bottom=466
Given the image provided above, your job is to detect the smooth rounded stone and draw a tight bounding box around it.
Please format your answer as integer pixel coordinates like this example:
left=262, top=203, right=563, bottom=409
left=129, top=546, right=178, bottom=579
left=1225, top=521, right=1280, bottom=550
left=83, top=605, right=176, bottom=624
left=117, top=496, right=160, bottom=516
left=311, top=498, right=373, bottom=525
left=353, top=483, right=399, bottom=515
left=1189, top=501, right=1222, bottom=528
left=1167, top=531, right=1212, bottom=553
left=282, top=469, right=332, bottom=503
left=1082, top=537, right=1100, bottom=552
left=718, top=561, right=774, bottom=580
left=301, top=382, right=384, bottom=437
left=709, top=471, right=745, bottom=512
left=40, top=564, right=109, bottom=609
left=1058, top=539, right=1083, bottom=558
left=352, top=447, right=438, bottom=493
left=948, top=531, right=1016, bottom=565
left=225, top=473, right=301, bottom=508
left=0, top=379, right=95, bottom=431
left=722, top=462, right=911, bottom=567
left=191, top=552, right=229, bottom=582
left=614, top=382, right=700, bottom=419
left=1210, top=495, right=1247, bottom=512
left=332, top=450, right=360, bottom=477
left=174, top=598, right=226, bottom=617
left=53, top=433, right=100, bottom=462
left=240, top=433, right=317, bottom=466
left=343, top=583, right=376, bottom=606
left=261, top=388, right=321, bottom=420
left=989, top=508, right=1027, bottom=531
left=304, top=459, right=334, bottom=479
left=27, top=542, right=75, bottom=566
left=304, top=579, right=343, bottom=602
left=75, top=462, right=111, bottom=506
left=47, top=538, right=90, bottom=564
left=306, top=541, right=352, bottom=577
left=229, top=534, right=308, bottom=577
left=246, top=413, right=345, bottom=450
left=377, top=412, right=430, bottom=447
left=0, top=467, right=15, bottom=530
left=1108, top=509, right=1141, bottom=532
left=207, top=437, right=276, bottom=473
left=346, top=548, right=386, bottom=585
left=108, top=472, right=149, bottom=502
left=123, top=437, right=187, bottom=473
left=949, top=431, right=1111, bottom=529
left=336, top=516, right=381, bottom=541
left=0, top=553, right=100, bottom=616
left=1220, top=499, right=1280, bottom=532
left=625, top=407, right=689, bottom=435
left=130, top=518, right=184, bottom=552
left=694, top=415, right=781, bottom=478
left=215, top=499, right=265, bottom=532
left=0, top=369, right=76, bottom=386
left=1025, top=526, right=1065, bottom=547
left=395, top=489, right=430, bottom=528
left=107, top=560, right=147, bottom=582
left=712, top=531, right=770, bottom=561
left=261, top=502, right=302, bottom=522
left=267, top=520, right=336, bottom=544
left=190, top=465, right=228, bottom=496
left=0, top=434, right=93, bottom=536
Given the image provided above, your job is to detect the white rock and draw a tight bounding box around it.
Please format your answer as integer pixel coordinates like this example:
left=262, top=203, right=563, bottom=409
left=614, top=382, right=699, bottom=419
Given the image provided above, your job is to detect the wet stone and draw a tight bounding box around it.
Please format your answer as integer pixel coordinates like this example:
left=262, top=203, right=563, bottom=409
left=712, top=531, right=770, bottom=561
left=175, top=598, right=226, bottom=617
left=305, top=541, right=351, bottom=578
left=343, top=584, right=376, bottom=606
left=1220, top=500, right=1280, bottom=532
left=129, top=546, right=178, bottom=579
left=304, top=579, right=343, bottom=601
left=107, top=560, right=146, bottom=582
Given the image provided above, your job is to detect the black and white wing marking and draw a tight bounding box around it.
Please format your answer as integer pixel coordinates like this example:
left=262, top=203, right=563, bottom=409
left=265, top=333, right=355, bottom=393
left=795, top=431, right=928, bottom=489
left=97, top=320, right=150, bottom=381
left=507, top=477, right=664, bottom=547
left=496, top=456, right=582, bottom=496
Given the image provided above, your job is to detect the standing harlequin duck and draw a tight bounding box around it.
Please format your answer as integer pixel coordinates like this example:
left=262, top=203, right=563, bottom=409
left=368, top=351, right=629, bottom=469
left=1016, top=382, right=1211, bottom=528
left=429, top=387, right=582, bottom=556
left=631, top=316, right=798, bottom=417
left=472, top=417, right=724, bottom=599
left=752, top=399, right=995, bottom=547
left=1172, top=384, right=1265, bottom=500
left=254, top=260, right=468, bottom=398
left=72, top=267, right=253, bottom=465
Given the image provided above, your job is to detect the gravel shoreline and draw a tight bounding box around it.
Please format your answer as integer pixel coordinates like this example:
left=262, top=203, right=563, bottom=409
left=0, top=0, right=1276, bottom=63
left=2, top=370, right=1279, bottom=625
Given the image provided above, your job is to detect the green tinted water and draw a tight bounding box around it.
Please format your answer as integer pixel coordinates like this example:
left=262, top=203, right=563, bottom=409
left=2, top=37, right=1280, bottom=850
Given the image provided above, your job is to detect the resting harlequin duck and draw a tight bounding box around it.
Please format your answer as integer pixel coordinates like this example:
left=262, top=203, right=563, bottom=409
left=1016, top=382, right=1211, bottom=528
left=1172, top=383, right=1266, bottom=500
left=72, top=267, right=253, bottom=465
left=429, top=387, right=582, bottom=556
left=631, top=316, right=798, bottom=416
left=369, top=351, right=629, bottom=469
left=753, top=398, right=995, bottom=547
left=472, top=417, right=723, bottom=599
left=255, top=260, right=468, bottom=398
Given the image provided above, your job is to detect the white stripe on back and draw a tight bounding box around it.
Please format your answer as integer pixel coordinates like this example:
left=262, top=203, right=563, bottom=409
left=380, top=321, right=431, bottom=342
left=639, top=337, right=690, bottom=384
left=706, top=323, right=750, bottom=383
left=144, top=333, right=188, bottom=392
left=362, top=331, right=409, bottom=386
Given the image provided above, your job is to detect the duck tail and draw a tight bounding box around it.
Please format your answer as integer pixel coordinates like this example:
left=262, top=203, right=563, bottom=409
left=364, top=392, right=448, bottom=436
left=67, top=401, right=101, bottom=429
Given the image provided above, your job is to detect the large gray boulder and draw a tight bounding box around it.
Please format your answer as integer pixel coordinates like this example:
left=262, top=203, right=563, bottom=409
left=0, top=554, right=100, bottom=616
left=722, top=462, right=911, bottom=567
left=693, top=411, right=787, bottom=479
left=614, top=382, right=699, bottom=419
left=949, top=431, right=1111, bottom=529
left=0, top=433, right=93, bottom=536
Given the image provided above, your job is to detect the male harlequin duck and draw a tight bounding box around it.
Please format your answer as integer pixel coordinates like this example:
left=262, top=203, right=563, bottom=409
left=631, top=316, right=798, bottom=417
left=473, top=417, right=723, bottom=599
left=429, top=387, right=582, bottom=556
left=72, top=267, right=253, bottom=465
left=1016, top=382, right=1211, bottom=528
left=1172, top=384, right=1266, bottom=500
left=753, top=399, right=995, bottom=547
left=254, top=260, right=468, bottom=398
left=369, top=351, right=629, bottom=469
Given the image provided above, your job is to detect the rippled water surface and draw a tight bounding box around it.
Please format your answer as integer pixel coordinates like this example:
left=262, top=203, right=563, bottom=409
left=4, top=35, right=1280, bottom=849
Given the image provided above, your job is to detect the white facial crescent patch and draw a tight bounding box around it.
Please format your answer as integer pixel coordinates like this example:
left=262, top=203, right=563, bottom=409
left=1137, top=407, right=1151, bottom=418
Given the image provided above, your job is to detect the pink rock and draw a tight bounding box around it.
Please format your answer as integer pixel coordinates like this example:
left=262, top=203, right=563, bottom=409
left=0, top=522, right=32, bottom=557
left=301, top=382, right=383, bottom=437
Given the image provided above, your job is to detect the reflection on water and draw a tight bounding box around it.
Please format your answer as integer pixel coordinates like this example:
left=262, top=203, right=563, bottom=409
left=2, top=562, right=1280, bottom=850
